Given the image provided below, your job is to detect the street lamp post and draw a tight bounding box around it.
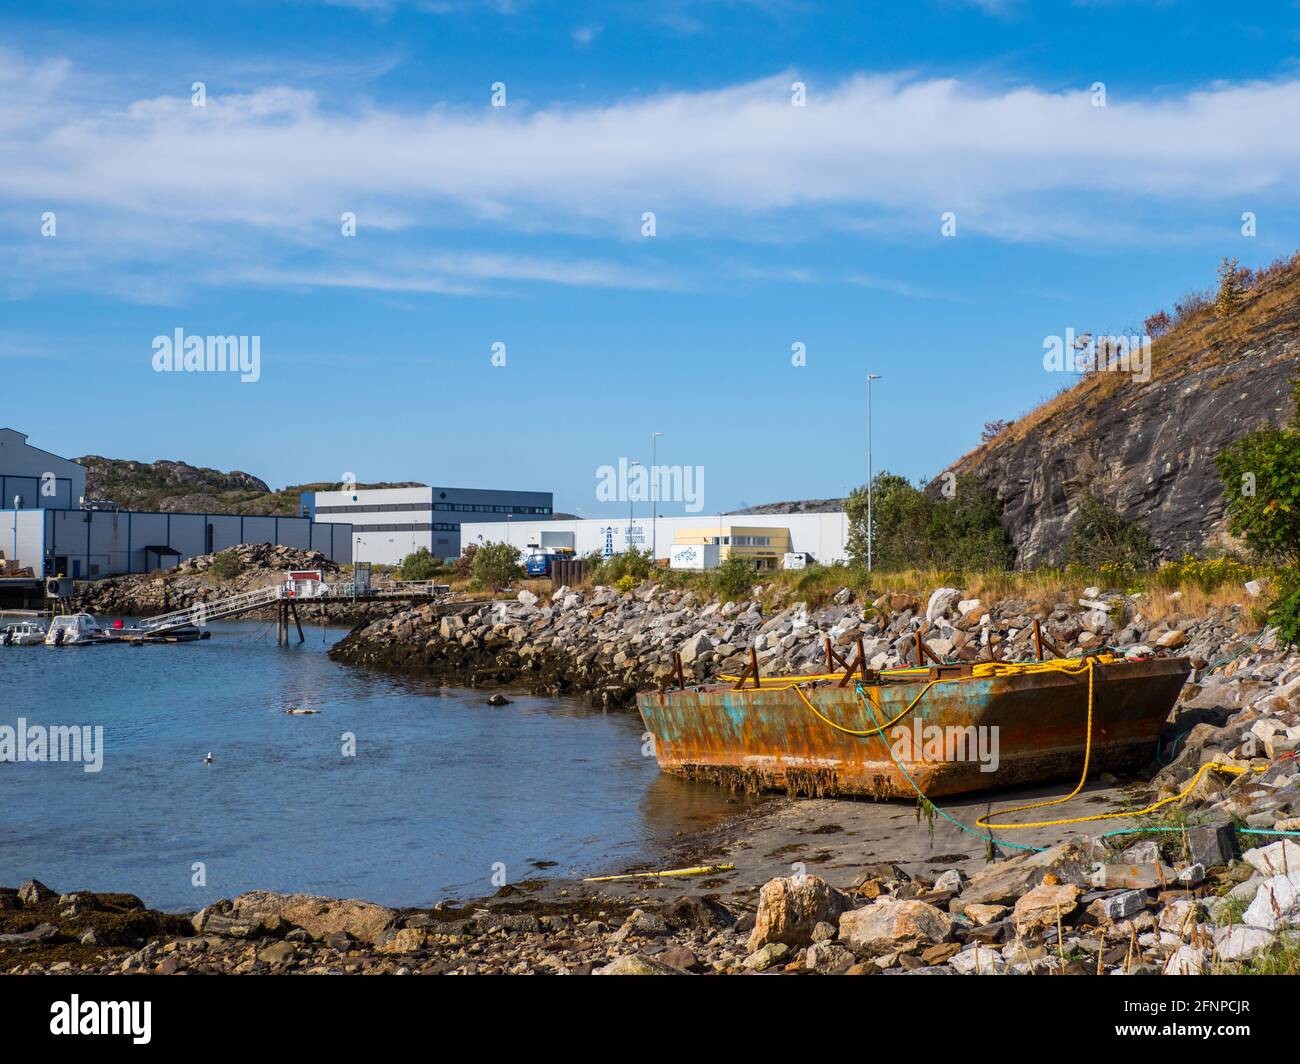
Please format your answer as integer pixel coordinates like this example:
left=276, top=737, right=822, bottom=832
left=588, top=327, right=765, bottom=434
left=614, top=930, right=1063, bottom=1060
left=628, top=460, right=641, bottom=553
left=651, top=432, right=663, bottom=562
left=867, top=374, right=881, bottom=572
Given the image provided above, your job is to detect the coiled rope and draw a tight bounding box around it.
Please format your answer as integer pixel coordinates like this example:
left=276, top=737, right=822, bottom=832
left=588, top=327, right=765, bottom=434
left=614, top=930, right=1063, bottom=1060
left=721, top=653, right=1266, bottom=834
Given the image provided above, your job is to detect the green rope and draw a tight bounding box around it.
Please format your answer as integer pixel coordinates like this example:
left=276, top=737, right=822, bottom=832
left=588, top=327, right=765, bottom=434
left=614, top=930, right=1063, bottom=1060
left=853, top=683, right=1046, bottom=853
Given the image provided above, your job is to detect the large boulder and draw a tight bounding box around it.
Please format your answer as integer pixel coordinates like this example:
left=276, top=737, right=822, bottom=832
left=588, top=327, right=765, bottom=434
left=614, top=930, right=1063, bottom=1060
left=747, top=875, right=852, bottom=952
left=595, top=954, right=685, bottom=975
left=838, top=898, right=952, bottom=957
left=218, top=891, right=398, bottom=944
left=1242, top=871, right=1300, bottom=932
left=1242, top=840, right=1300, bottom=877
left=1012, top=882, right=1081, bottom=932
left=952, top=839, right=1090, bottom=911
left=18, top=879, right=57, bottom=907
left=926, top=588, right=962, bottom=623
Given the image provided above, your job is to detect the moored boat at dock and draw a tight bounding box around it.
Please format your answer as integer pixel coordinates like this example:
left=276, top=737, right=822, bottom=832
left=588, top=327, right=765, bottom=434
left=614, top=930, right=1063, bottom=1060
left=637, top=653, right=1191, bottom=799
left=43, top=613, right=105, bottom=646
left=1, top=619, right=47, bottom=645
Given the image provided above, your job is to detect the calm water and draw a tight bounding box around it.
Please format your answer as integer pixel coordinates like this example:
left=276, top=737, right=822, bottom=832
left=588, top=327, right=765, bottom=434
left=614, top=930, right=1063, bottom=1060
left=0, top=620, right=749, bottom=911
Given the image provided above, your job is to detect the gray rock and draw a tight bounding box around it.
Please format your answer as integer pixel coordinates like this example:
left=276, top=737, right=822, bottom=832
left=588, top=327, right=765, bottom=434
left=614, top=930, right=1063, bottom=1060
left=743, top=942, right=791, bottom=971
left=595, top=953, right=687, bottom=975
left=1185, top=821, right=1238, bottom=869
left=17, top=879, right=56, bottom=907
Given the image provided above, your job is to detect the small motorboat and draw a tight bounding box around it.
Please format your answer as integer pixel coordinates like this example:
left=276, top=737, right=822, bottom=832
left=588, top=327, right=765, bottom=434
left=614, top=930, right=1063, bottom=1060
left=1, top=620, right=48, bottom=646
left=44, top=613, right=104, bottom=646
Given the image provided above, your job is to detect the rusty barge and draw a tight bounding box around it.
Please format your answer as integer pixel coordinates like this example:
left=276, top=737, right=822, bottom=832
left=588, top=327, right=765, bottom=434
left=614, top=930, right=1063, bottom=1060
left=636, top=648, right=1191, bottom=799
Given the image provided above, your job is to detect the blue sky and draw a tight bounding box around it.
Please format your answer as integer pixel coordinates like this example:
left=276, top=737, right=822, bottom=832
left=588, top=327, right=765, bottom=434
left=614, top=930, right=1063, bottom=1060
left=2, top=0, right=1299, bottom=517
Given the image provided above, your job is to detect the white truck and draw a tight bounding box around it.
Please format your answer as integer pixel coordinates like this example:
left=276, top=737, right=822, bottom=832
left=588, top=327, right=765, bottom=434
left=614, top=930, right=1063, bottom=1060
left=670, top=544, right=720, bottom=571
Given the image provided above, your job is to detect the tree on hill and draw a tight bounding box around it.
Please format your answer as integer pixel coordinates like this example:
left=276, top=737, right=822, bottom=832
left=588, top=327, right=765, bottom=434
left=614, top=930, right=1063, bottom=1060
left=846, top=471, right=1013, bottom=571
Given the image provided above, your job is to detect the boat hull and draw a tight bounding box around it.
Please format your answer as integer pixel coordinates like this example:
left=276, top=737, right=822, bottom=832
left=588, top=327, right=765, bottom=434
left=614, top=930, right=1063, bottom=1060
left=636, top=657, right=1191, bottom=799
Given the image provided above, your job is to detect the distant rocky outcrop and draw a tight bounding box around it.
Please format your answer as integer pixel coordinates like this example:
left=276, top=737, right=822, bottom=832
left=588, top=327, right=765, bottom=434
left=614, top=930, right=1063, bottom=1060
left=74, top=454, right=423, bottom=516
left=941, top=256, right=1300, bottom=566
left=725, top=498, right=845, bottom=516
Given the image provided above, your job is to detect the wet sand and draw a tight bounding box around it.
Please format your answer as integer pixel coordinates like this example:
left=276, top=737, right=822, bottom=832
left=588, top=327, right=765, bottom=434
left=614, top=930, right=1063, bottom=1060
left=536, top=776, right=1147, bottom=909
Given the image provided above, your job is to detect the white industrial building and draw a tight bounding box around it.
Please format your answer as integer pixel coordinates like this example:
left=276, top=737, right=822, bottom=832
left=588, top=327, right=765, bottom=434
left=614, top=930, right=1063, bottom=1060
left=460, top=512, right=850, bottom=568
left=303, top=485, right=554, bottom=567
left=0, top=428, right=87, bottom=510
left=0, top=427, right=351, bottom=587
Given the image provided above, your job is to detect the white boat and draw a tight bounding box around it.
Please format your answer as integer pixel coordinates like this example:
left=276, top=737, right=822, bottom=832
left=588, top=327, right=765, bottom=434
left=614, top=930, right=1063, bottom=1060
left=1, top=620, right=48, bottom=646
left=44, top=613, right=104, bottom=646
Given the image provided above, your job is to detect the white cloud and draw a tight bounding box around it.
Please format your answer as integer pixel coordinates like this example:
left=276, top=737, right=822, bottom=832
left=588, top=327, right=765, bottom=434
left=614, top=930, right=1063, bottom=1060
left=2, top=52, right=1299, bottom=296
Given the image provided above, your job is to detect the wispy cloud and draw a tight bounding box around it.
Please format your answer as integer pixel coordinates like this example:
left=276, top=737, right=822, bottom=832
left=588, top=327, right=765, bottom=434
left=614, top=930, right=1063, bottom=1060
left=3, top=49, right=1299, bottom=299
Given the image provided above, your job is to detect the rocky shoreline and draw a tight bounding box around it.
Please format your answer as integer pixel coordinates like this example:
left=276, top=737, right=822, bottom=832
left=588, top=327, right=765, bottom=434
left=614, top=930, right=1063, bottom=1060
left=329, top=578, right=1258, bottom=706
left=12, top=574, right=1298, bottom=975
left=5, top=823, right=1299, bottom=975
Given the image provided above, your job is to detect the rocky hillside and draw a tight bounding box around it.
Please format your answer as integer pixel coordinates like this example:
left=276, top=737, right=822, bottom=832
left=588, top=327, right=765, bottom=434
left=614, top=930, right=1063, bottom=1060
left=726, top=498, right=845, bottom=515
left=74, top=455, right=421, bottom=515
left=945, top=254, right=1300, bottom=567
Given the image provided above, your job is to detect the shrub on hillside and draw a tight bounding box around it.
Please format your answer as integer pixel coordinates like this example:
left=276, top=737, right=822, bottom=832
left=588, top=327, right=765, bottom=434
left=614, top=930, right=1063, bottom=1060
left=1154, top=554, right=1252, bottom=594
left=208, top=550, right=245, bottom=581
left=1144, top=310, right=1172, bottom=339
left=1216, top=256, right=1245, bottom=320
left=1214, top=378, right=1300, bottom=565
left=1064, top=495, right=1154, bottom=572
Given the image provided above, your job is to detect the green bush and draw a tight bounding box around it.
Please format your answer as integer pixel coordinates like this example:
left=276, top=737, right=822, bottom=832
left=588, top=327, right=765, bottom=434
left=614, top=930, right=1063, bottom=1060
left=469, top=541, right=524, bottom=590
left=207, top=550, right=245, bottom=581
left=614, top=574, right=636, bottom=595
left=1215, top=377, right=1300, bottom=565
left=1269, top=568, right=1300, bottom=648
left=712, top=554, right=756, bottom=600
left=846, top=471, right=1013, bottom=571
left=1064, top=494, right=1154, bottom=571
left=588, top=546, right=655, bottom=586
left=398, top=547, right=441, bottom=581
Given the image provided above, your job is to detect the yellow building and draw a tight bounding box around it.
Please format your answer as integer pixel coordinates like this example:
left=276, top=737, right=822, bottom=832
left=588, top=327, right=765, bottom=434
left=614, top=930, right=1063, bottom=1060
left=671, top=524, right=790, bottom=571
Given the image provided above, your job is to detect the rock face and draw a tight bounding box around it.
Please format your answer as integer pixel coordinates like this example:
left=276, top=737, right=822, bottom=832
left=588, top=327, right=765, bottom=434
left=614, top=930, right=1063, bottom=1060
left=747, top=875, right=851, bottom=952
left=74, top=454, right=273, bottom=512
left=941, top=267, right=1300, bottom=566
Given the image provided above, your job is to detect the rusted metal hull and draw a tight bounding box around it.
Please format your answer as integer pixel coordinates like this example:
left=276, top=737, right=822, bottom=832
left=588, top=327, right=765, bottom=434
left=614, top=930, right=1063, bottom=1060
left=636, top=658, right=1191, bottom=799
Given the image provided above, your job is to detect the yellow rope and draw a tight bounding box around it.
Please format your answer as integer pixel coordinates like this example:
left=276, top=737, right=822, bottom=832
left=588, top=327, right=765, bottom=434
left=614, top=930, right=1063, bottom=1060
left=717, top=653, right=1261, bottom=830
left=791, top=680, right=938, bottom=736
left=974, top=654, right=1264, bottom=830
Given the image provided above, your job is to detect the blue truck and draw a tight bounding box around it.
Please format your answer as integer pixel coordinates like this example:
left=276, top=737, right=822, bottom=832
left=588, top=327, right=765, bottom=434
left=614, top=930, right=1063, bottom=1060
left=524, top=548, right=574, bottom=577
